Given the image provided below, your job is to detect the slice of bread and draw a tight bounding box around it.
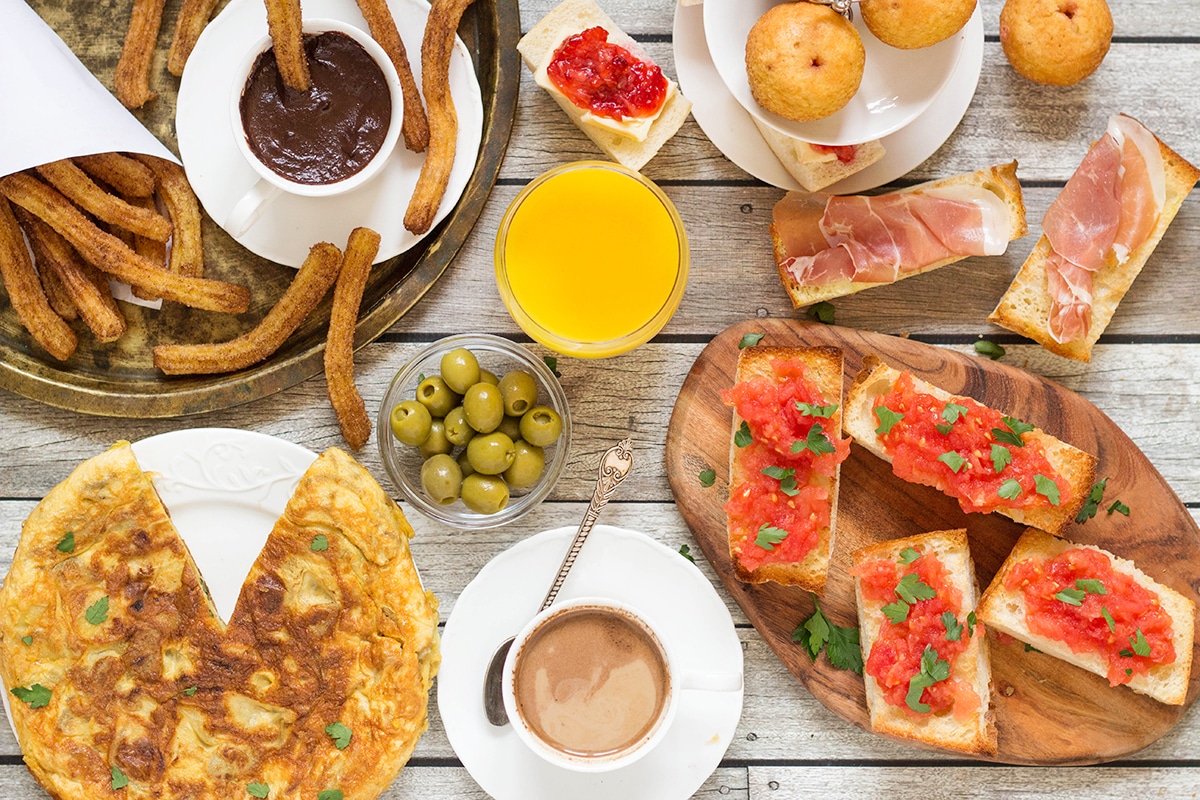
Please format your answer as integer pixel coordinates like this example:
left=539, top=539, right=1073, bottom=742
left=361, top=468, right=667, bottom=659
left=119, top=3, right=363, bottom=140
left=518, top=0, right=693, bottom=171
left=726, top=345, right=845, bottom=591
left=774, top=161, right=1028, bottom=308
left=852, top=529, right=997, bottom=755
left=844, top=355, right=1097, bottom=536
left=752, top=118, right=886, bottom=192
left=988, top=118, right=1200, bottom=362
left=977, top=528, right=1195, bottom=705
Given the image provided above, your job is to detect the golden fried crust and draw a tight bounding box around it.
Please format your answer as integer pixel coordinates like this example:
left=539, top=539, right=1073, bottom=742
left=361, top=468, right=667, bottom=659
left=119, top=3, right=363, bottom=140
left=999, top=0, right=1112, bottom=86
left=0, top=445, right=439, bottom=800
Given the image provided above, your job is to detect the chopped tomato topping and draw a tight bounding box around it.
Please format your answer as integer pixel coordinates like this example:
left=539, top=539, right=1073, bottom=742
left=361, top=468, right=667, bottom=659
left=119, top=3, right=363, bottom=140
left=1005, top=546, right=1176, bottom=685
left=546, top=27, right=668, bottom=121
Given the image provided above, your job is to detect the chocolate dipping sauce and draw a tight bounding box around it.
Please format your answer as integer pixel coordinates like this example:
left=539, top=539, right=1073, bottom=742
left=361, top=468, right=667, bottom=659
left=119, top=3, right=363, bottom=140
left=239, top=31, right=391, bottom=185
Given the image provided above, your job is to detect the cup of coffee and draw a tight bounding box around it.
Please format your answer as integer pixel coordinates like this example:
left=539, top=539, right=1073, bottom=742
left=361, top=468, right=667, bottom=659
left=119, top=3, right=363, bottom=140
left=502, top=596, right=742, bottom=772
left=225, top=18, right=404, bottom=236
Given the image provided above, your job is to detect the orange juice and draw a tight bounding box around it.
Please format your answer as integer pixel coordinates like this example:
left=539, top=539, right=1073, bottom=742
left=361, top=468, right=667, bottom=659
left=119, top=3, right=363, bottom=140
left=496, top=162, right=688, bottom=357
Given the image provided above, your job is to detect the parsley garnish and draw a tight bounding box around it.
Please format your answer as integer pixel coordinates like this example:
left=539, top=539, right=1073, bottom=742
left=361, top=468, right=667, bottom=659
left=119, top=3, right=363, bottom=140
left=85, top=596, right=110, bottom=625
left=937, top=451, right=967, bottom=473
left=936, top=423, right=954, bottom=435
left=998, top=479, right=1022, bottom=500
left=698, top=469, right=716, bottom=487
left=734, top=421, right=752, bottom=448
left=797, top=401, right=838, bottom=418
left=1130, top=629, right=1151, bottom=657
left=184, top=686, right=198, bottom=697
left=56, top=531, right=75, bottom=553
left=761, top=465, right=801, bottom=496
left=905, top=645, right=951, bottom=713
left=1034, top=474, right=1061, bottom=505
left=678, top=544, right=695, bottom=563
left=755, top=524, right=789, bottom=551
left=992, top=416, right=1034, bottom=447
left=966, top=611, right=977, bottom=637
left=975, top=340, right=1005, bottom=360
left=1076, top=578, right=1107, bottom=595
left=942, top=403, right=968, bottom=424
left=1108, top=500, right=1131, bottom=516
left=310, top=534, right=329, bottom=551
left=895, top=573, right=936, bottom=604
left=990, top=444, right=1012, bottom=473
left=1125, top=668, right=1133, bottom=676
left=1025, top=643, right=1043, bottom=653
left=542, top=356, right=561, bottom=378
left=882, top=600, right=910, bottom=624
left=325, top=721, right=352, bottom=750
left=898, top=547, right=921, bottom=565
left=111, top=766, right=128, bottom=790
left=761, top=465, right=791, bottom=480
left=942, top=612, right=964, bottom=641
left=247, top=783, right=270, bottom=798
left=416, top=372, right=427, bottom=384
left=790, top=422, right=836, bottom=456
left=11, top=683, right=51, bottom=708
left=318, top=791, right=344, bottom=800
left=20, top=635, right=32, bottom=646
left=808, top=301, right=835, bottom=324
left=792, top=595, right=862, bottom=674
left=1075, top=478, right=1108, bottom=523
left=738, top=332, right=765, bottom=349
left=1101, top=606, right=1116, bottom=633
left=873, top=406, right=905, bottom=435
left=1055, top=588, right=1085, bottom=606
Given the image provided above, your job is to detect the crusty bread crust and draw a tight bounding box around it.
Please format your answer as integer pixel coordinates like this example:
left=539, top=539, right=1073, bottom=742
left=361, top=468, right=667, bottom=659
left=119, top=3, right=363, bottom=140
left=752, top=118, right=886, bottom=192
left=727, top=345, right=844, bottom=591
left=517, top=0, right=692, bottom=170
left=977, top=528, right=1195, bottom=705
left=774, top=161, right=1028, bottom=308
left=843, top=354, right=1097, bottom=536
left=852, top=529, right=997, bottom=755
left=988, top=118, right=1200, bottom=362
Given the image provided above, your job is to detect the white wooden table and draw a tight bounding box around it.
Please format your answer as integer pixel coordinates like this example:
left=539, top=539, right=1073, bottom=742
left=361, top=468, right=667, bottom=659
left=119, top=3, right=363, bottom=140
left=2, top=0, right=1198, bottom=797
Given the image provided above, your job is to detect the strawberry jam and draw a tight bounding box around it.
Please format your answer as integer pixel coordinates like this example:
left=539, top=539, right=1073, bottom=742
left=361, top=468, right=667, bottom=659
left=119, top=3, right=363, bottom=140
left=546, top=27, right=668, bottom=121
left=1005, top=546, right=1176, bottom=685
left=812, top=143, right=858, bottom=164
left=874, top=372, right=1070, bottom=515
left=722, top=357, right=850, bottom=573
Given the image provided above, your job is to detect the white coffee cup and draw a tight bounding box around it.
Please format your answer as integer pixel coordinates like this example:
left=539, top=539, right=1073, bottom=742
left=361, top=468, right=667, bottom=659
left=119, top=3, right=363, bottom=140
left=225, top=18, right=404, bottom=237
left=502, top=596, right=742, bottom=773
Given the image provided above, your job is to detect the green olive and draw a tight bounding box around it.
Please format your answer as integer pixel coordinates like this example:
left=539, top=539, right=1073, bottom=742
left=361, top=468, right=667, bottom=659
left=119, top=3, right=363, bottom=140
left=418, top=419, right=453, bottom=458
left=389, top=400, right=433, bottom=446
left=457, top=450, right=477, bottom=478
left=520, top=406, right=563, bottom=447
left=443, top=406, right=476, bottom=447
left=478, top=368, right=499, bottom=386
left=503, top=440, right=545, bottom=489
left=466, top=431, right=517, bottom=475
left=440, top=348, right=481, bottom=394
left=462, top=382, right=505, bottom=434
left=416, top=375, right=460, bottom=418
left=496, top=414, right=522, bottom=441
left=420, top=454, right=462, bottom=505
left=461, top=474, right=510, bottom=515
left=499, top=370, right=539, bottom=417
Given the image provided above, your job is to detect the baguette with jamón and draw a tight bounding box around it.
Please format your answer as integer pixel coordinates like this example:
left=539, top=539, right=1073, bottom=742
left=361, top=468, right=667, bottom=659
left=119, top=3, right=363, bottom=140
left=977, top=528, right=1194, bottom=705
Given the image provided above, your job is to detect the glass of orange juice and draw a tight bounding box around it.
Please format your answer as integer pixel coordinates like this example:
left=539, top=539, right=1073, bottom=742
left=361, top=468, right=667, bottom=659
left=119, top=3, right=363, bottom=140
left=495, top=161, right=689, bottom=358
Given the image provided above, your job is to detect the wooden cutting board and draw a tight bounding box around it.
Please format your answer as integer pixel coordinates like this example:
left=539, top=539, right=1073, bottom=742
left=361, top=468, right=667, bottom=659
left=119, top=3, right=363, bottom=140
left=665, top=319, right=1200, bottom=765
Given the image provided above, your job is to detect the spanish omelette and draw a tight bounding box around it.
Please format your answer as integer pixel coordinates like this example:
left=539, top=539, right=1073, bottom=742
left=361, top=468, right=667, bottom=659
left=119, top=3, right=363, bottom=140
left=0, top=443, right=440, bottom=799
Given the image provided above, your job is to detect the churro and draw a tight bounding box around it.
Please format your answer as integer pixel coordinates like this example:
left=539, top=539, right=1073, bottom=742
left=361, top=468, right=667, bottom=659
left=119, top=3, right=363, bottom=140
left=133, top=155, right=204, bottom=278
left=264, top=0, right=311, bottom=92
left=153, top=242, right=343, bottom=375
left=0, top=173, right=249, bottom=314
left=73, top=153, right=155, bottom=198
left=325, top=227, right=380, bottom=449
left=36, top=159, right=172, bottom=242
left=0, top=197, right=77, bottom=361
left=403, top=0, right=476, bottom=234
left=355, top=0, right=430, bottom=152
left=37, top=258, right=78, bottom=322
left=114, top=0, right=167, bottom=108
left=168, top=0, right=221, bottom=76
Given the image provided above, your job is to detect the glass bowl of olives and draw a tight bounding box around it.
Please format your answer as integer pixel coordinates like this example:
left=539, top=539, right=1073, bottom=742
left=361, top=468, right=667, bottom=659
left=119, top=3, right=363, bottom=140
left=377, top=333, right=571, bottom=529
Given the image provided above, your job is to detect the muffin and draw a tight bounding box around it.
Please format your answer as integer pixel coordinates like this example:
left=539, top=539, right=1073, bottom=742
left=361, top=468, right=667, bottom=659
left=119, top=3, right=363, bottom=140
left=745, top=2, right=865, bottom=123
left=860, top=0, right=976, bottom=50
left=999, top=0, right=1113, bottom=85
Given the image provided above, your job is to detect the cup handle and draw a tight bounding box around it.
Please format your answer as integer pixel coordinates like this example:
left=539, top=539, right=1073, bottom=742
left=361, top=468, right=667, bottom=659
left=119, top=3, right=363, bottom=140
left=680, top=671, right=743, bottom=693
left=225, top=178, right=282, bottom=237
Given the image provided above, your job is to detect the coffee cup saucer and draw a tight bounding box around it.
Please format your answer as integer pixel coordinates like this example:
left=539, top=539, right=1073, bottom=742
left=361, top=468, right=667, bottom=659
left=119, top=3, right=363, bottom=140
left=176, top=0, right=482, bottom=268
left=438, top=525, right=744, bottom=800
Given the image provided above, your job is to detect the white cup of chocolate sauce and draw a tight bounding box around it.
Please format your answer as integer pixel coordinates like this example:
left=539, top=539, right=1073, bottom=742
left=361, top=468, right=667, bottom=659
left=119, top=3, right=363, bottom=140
left=502, top=597, right=743, bottom=773
left=226, top=18, right=404, bottom=237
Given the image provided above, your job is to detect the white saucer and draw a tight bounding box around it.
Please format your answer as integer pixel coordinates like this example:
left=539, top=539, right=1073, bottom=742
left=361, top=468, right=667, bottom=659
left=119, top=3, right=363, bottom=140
left=438, top=525, right=744, bottom=800
left=703, top=0, right=964, bottom=146
left=676, top=2, right=983, bottom=194
left=176, top=0, right=483, bottom=268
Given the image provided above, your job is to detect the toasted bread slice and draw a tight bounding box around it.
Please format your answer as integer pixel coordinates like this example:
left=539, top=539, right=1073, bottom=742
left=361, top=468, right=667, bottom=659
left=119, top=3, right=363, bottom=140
left=977, top=528, right=1194, bottom=705
left=844, top=355, right=1097, bottom=535
left=852, top=529, right=997, bottom=755
left=518, top=0, right=692, bottom=170
left=774, top=162, right=1028, bottom=308
left=752, top=118, right=886, bottom=192
left=988, top=118, right=1200, bottom=362
left=726, top=345, right=846, bottom=591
